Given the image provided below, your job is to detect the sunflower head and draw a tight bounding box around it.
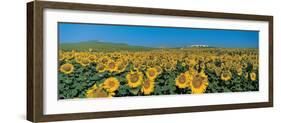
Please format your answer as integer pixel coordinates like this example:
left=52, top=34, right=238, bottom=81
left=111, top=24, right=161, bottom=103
left=146, top=67, right=158, bottom=80
left=190, top=71, right=209, bottom=94
left=59, top=53, right=65, bottom=61
left=187, top=59, right=196, bottom=67
left=79, top=58, right=90, bottom=67
left=214, top=67, right=222, bottom=77
left=106, top=60, right=118, bottom=72
left=236, top=68, right=243, bottom=76
left=164, top=62, right=174, bottom=71
left=250, top=72, right=257, bottom=81
left=116, top=61, right=127, bottom=73
left=126, top=71, right=143, bottom=88
left=141, top=79, right=155, bottom=95
left=100, top=56, right=110, bottom=64
left=103, top=77, right=120, bottom=92
left=88, top=54, right=97, bottom=63
left=86, top=84, right=115, bottom=98
left=64, top=52, right=74, bottom=60
left=221, top=70, right=232, bottom=81
left=175, top=72, right=192, bottom=89
left=95, top=63, right=106, bottom=72
left=60, top=63, right=74, bottom=74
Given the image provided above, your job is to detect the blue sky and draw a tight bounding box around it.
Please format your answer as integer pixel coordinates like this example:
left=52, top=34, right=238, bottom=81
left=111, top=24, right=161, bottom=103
left=59, top=23, right=259, bottom=48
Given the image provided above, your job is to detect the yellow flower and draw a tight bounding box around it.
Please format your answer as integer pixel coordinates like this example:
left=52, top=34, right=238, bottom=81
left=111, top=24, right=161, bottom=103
left=175, top=72, right=192, bottom=89
left=88, top=54, right=97, bottom=63
left=236, top=68, right=243, bottom=76
left=96, top=63, right=106, bottom=73
left=86, top=84, right=114, bottom=98
left=59, top=53, right=65, bottom=61
left=126, top=71, right=143, bottom=88
left=145, top=67, right=158, bottom=80
left=221, top=70, right=232, bottom=81
left=79, top=57, right=90, bottom=67
left=141, top=79, right=155, bottom=95
left=103, top=77, right=120, bottom=92
left=250, top=72, right=257, bottom=81
left=190, top=71, right=209, bottom=94
left=214, top=67, right=222, bottom=77
left=187, top=59, right=196, bottom=67
left=106, top=60, right=118, bottom=72
left=99, top=56, right=110, bottom=64
left=116, top=61, right=127, bottom=73
left=64, top=52, right=74, bottom=60
left=60, top=63, right=74, bottom=74
left=164, top=62, right=174, bottom=71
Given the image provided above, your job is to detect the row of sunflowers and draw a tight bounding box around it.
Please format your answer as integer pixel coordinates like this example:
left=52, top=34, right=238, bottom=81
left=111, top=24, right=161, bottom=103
left=58, top=48, right=259, bottom=99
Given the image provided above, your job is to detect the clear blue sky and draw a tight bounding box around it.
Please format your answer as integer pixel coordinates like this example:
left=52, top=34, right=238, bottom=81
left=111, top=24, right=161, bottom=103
left=59, top=23, right=259, bottom=48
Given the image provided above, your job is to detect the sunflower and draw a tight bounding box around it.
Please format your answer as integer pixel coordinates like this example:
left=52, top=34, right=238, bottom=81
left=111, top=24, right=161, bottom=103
left=64, top=52, right=74, bottom=60
left=79, top=57, right=90, bottom=67
left=221, top=70, right=232, bottom=81
left=175, top=72, right=192, bottom=88
left=88, top=54, right=96, bottom=63
left=236, top=67, right=243, bottom=76
left=116, top=61, right=127, bottom=73
left=103, top=77, right=120, bottom=92
left=187, top=59, right=196, bottom=67
left=154, top=65, right=163, bottom=75
left=141, top=79, right=155, bottom=95
left=181, top=62, right=186, bottom=67
left=133, top=61, right=142, bottom=70
left=199, top=62, right=205, bottom=69
left=164, top=62, right=174, bottom=71
left=215, top=67, right=222, bottom=76
left=145, top=67, right=158, bottom=80
left=59, top=53, right=65, bottom=61
left=126, top=71, right=143, bottom=88
left=190, top=71, right=208, bottom=94
left=96, top=63, right=106, bottom=73
left=99, top=56, right=110, bottom=64
left=60, top=63, right=74, bottom=74
left=106, top=60, right=118, bottom=72
left=86, top=84, right=114, bottom=98
left=250, top=72, right=257, bottom=81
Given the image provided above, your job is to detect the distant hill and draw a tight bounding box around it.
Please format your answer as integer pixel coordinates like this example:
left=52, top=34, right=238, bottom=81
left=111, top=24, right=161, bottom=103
left=60, top=40, right=154, bottom=52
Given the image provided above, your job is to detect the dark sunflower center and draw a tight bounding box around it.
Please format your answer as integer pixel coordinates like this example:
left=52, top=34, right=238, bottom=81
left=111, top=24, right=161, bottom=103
left=98, top=64, right=105, bottom=70
left=109, top=62, right=115, bottom=69
left=130, top=74, right=139, bottom=83
left=102, top=58, right=108, bottom=63
left=63, top=65, right=71, bottom=71
left=108, top=81, right=115, bottom=87
left=149, top=71, right=155, bottom=77
left=192, top=75, right=203, bottom=88
left=143, top=80, right=150, bottom=89
left=222, top=73, right=228, bottom=78
left=179, top=75, right=186, bottom=84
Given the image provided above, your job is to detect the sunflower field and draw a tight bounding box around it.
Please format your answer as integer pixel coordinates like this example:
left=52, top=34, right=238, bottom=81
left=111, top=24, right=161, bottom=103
left=58, top=48, right=259, bottom=99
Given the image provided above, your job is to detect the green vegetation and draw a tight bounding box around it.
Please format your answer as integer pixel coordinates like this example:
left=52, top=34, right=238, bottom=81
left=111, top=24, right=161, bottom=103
left=60, top=41, right=154, bottom=52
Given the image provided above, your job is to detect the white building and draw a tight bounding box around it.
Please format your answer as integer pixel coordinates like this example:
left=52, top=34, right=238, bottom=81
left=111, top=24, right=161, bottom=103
left=191, top=45, right=209, bottom=48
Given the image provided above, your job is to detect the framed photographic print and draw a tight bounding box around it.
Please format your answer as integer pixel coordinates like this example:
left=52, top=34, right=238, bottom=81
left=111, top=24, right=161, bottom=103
left=27, top=0, right=273, bottom=122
